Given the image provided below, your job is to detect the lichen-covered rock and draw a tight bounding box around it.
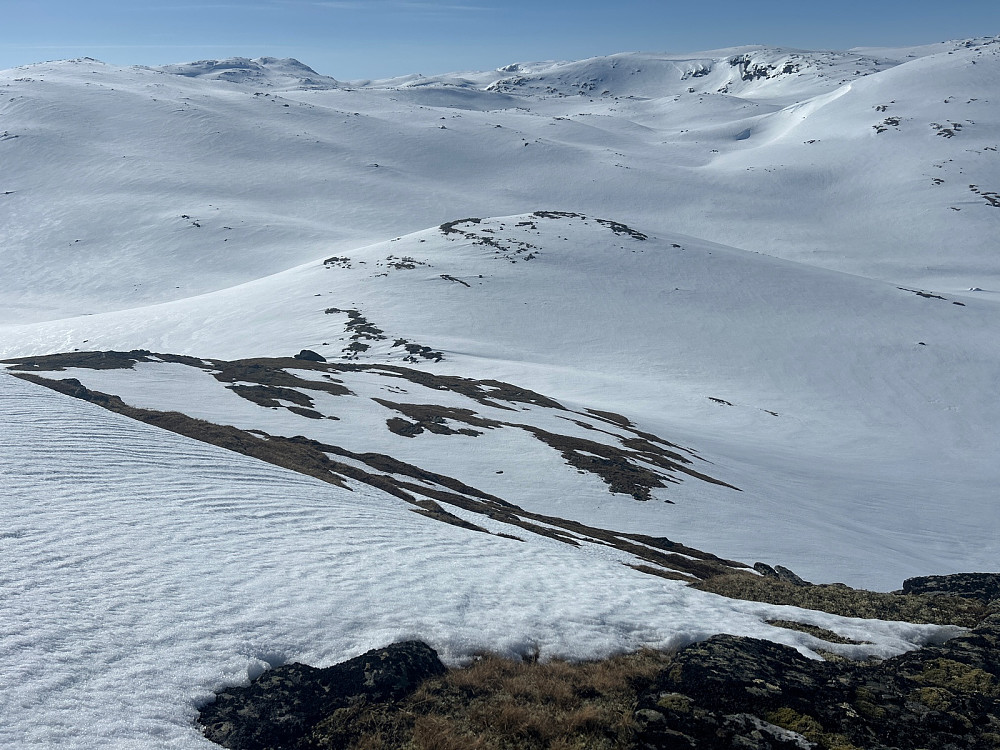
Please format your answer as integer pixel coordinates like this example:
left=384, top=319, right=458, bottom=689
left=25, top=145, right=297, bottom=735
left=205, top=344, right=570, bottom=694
left=633, top=617, right=1000, bottom=750
left=198, top=640, right=446, bottom=750
left=902, top=573, right=1000, bottom=603
left=754, top=562, right=812, bottom=587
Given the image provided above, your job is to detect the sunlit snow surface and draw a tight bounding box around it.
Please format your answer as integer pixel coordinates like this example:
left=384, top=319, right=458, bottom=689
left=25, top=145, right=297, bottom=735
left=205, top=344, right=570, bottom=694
left=0, top=372, right=959, bottom=749
left=4, top=213, right=998, bottom=588
left=1, top=38, right=999, bottom=748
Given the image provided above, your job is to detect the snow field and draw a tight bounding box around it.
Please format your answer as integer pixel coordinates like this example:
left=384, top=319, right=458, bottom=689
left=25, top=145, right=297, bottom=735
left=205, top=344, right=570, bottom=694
left=0, top=371, right=960, bottom=748
left=3, top=210, right=997, bottom=587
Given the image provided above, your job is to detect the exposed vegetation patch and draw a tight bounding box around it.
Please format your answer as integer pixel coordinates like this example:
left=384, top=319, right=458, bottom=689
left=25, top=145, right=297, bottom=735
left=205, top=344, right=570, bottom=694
left=374, top=399, right=494, bottom=437
left=198, top=585, right=1000, bottom=750
left=969, top=183, right=1000, bottom=207
left=585, top=408, right=633, bottom=428
left=594, top=218, right=648, bottom=240
left=204, top=645, right=673, bottom=750
left=324, top=307, right=387, bottom=356
left=439, top=217, right=482, bottom=234
left=532, top=210, right=584, bottom=220
left=931, top=121, right=964, bottom=138
left=897, top=287, right=966, bottom=306
left=6, top=352, right=749, bottom=581
left=693, top=572, right=991, bottom=627
left=370, top=392, right=736, bottom=502
left=228, top=383, right=315, bottom=408
left=441, top=216, right=540, bottom=262
left=384, top=255, right=426, bottom=270
left=523, top=423, right=738, bottom=501
left=766, top=620, right=871, bottom=646
left=321, top=308, right=444, bottom=362
left=4, top=349, right=150, bottom=371
left=873, top=115, right=902, bottom=134
left=210, top=359, right=353, bottom=397
left=437, top=213, right=647, bottom=268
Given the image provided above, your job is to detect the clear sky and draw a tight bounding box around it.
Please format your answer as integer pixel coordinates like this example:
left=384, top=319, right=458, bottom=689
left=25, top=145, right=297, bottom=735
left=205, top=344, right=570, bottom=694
left=3, top=0, right=999, bottom=79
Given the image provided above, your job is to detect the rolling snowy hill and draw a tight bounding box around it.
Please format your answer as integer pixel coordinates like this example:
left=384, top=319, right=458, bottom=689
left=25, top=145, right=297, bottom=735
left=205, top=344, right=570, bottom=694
left=1, top=37, right=999, bottom=749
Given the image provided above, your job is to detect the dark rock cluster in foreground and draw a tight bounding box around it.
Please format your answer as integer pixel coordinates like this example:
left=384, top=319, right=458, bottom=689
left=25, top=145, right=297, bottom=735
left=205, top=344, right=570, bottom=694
left=633, top=613, right=1000, bottom=749
left=199, top=641, right=446, bottom=750
left=198, top=574, right=999, bottom=750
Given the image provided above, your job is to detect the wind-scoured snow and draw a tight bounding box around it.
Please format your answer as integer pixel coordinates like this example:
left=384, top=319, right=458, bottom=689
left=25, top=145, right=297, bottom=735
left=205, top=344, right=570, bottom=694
left=0, top=371, right=956, bottom=749
left=3, top=212, right=998, bottom=586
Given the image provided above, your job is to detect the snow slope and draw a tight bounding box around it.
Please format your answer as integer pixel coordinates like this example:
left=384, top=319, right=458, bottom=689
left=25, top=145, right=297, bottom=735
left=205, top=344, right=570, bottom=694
left=1, top=370, right=957, bottom=749
left=3, top=211, right=998, bottom=587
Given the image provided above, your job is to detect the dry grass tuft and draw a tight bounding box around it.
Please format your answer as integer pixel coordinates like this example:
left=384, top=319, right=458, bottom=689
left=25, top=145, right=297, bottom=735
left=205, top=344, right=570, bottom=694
left=308, top=649, right=672, bottom=750
left=411, top=716, right=492, bottom=750
left=694, top=572, right=990, bottom=627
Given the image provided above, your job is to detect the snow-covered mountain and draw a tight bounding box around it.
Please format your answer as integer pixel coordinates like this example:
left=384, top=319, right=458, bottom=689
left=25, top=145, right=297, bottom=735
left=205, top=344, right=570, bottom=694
left=1, top=38, right=998, bottom=748
left=3, top=39, right=998, bottom=322
left=150, top=56, right=341, bottom=90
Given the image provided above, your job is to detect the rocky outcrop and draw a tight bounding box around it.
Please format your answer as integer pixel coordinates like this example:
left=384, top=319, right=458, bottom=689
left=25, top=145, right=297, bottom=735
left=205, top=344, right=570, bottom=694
left=902, top=573, right=1000, bottom=603
left=633, top=614, right=1000, bottom=749
left=198, top=641, right=446, bottom=750
left=754, top=562, right=812, bottom=586
left=293, top=349, right=327, bottom=362
left=195, top=576, right=1000, bottom=750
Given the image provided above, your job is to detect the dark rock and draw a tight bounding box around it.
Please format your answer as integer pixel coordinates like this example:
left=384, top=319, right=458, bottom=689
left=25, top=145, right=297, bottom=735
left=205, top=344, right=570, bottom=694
left=198, top=640, right=446, bottom=750
left=754, top=562, right=811, bottom=586
left=293, top=349, right=327, bottom=362
left=633, top=615, right=1000, bottom=750
left=902, top=573, right=1000, bottom=602
left=665, top=634, right=833, bottom=713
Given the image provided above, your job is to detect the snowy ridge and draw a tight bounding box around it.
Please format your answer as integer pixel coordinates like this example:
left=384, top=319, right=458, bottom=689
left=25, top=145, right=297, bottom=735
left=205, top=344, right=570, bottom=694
left=480, top=47, right=896, bottom=103
left=150, top=56, right=341, bottom=90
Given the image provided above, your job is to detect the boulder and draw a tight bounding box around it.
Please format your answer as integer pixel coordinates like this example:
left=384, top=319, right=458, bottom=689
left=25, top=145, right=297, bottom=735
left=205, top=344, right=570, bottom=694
left=633, top=616, right=1000, bottom=750
left=198, top=640, right=446, bottom=750
left=293, top=349, right=327, bottom=362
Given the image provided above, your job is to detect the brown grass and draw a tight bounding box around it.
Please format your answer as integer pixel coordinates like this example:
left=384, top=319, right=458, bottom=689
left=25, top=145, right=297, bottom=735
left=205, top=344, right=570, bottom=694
left=694, top=573, right=990, bottom=627
left=307, top=650, right=672, bottom=750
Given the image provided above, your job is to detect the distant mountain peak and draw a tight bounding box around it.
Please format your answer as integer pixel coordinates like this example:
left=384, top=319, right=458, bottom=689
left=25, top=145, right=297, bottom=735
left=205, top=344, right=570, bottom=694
left=151, top=56, right=339, bottom=89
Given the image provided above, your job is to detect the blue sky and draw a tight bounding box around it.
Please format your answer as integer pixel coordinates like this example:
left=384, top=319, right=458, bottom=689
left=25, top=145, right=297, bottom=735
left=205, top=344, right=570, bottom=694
left=3, top=0, right=998, bottom=78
